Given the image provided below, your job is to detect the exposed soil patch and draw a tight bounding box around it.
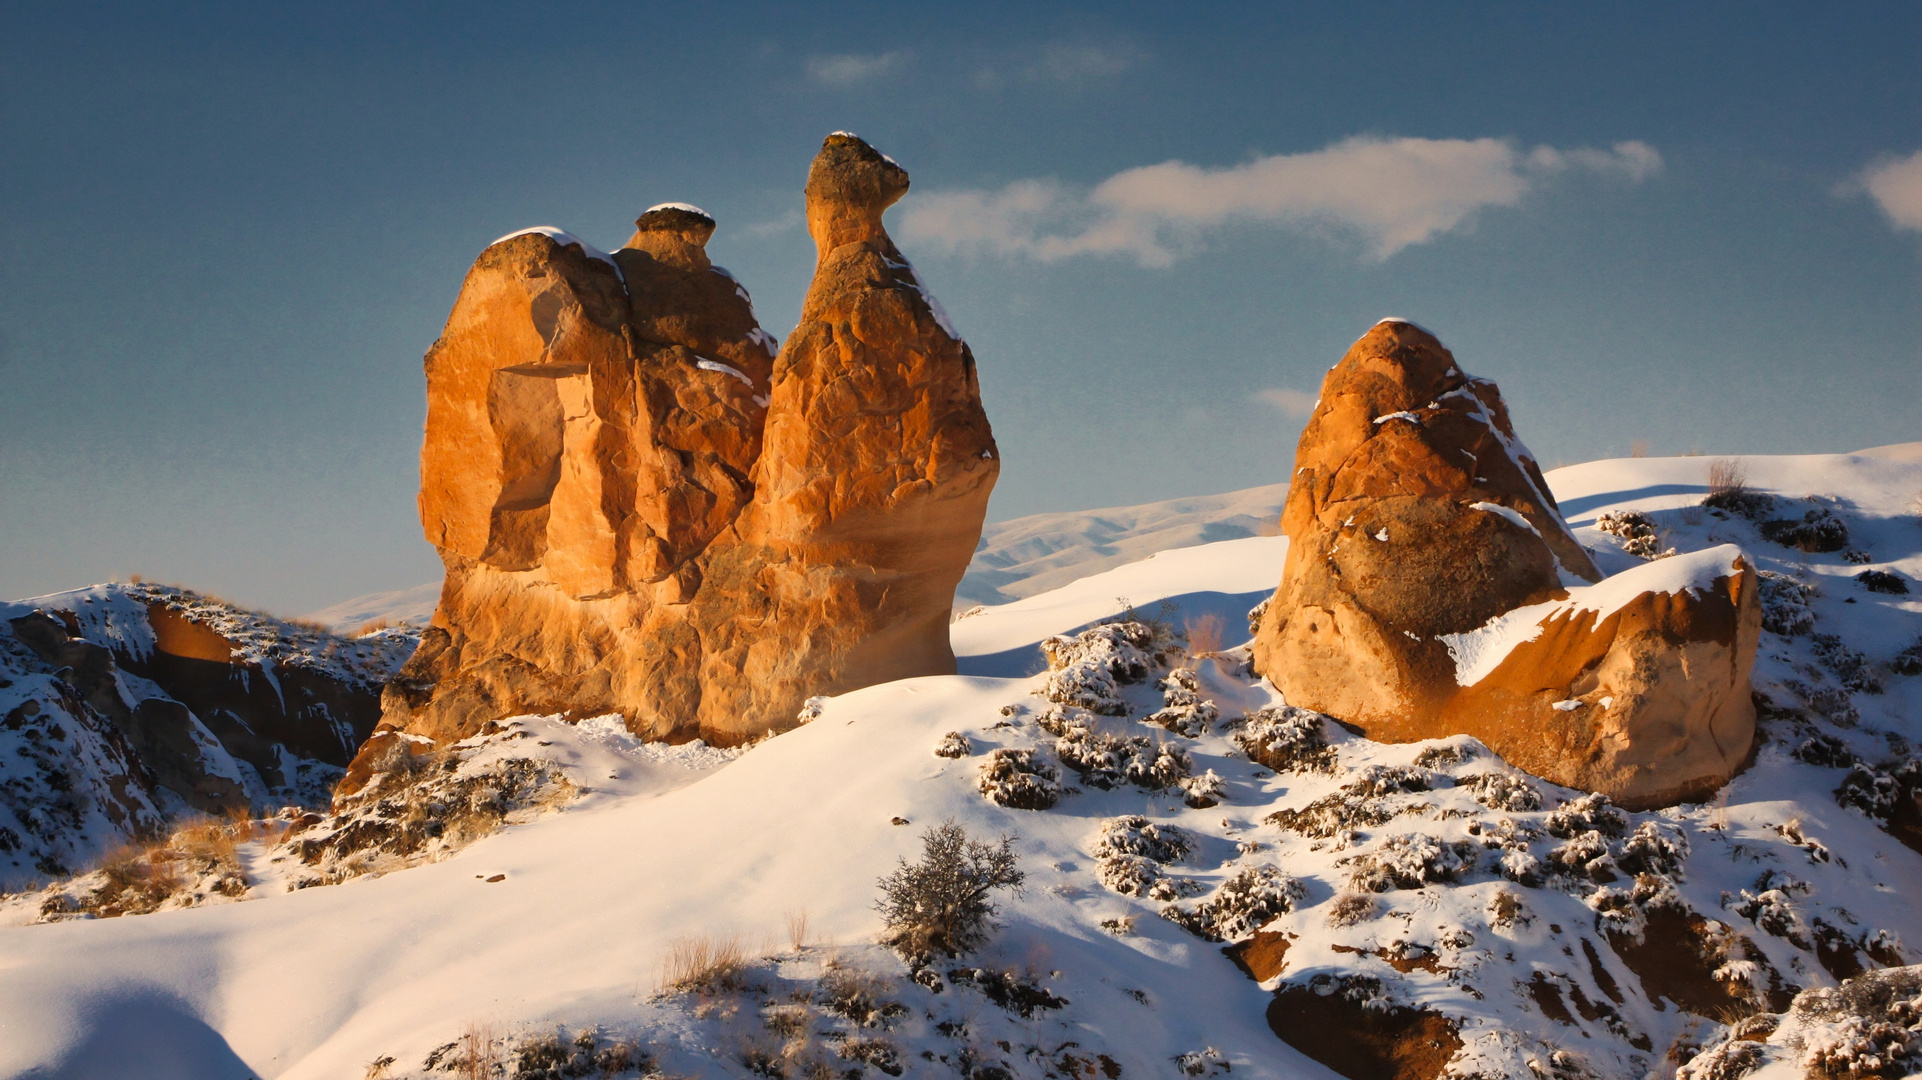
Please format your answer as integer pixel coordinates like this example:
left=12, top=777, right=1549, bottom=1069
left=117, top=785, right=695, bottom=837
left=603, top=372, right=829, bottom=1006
left=1267, top=981, right=1462, bottom=1080
left=1226, top=931, right=1293, bottom=982
left=1606, top=906, right=1752, bottom=1016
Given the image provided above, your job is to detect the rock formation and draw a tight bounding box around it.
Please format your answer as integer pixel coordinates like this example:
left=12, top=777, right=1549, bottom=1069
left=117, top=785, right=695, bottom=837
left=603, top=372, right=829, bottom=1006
left=1, top=583, right=406, bottom=887
left=1252, top=320, right=1756, bottom=806
left=380, top=133, right=996, bottom=758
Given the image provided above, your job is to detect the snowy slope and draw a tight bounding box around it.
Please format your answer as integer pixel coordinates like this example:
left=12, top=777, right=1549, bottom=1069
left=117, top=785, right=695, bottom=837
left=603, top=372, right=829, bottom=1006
left=3, top=449, right=1920, bottom=1080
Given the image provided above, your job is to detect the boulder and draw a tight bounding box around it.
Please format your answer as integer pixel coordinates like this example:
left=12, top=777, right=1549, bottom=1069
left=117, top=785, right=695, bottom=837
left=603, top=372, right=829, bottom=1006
left=379, top=133, right=996, bottom=756
left=1252, top=321, right=1755, bottom=806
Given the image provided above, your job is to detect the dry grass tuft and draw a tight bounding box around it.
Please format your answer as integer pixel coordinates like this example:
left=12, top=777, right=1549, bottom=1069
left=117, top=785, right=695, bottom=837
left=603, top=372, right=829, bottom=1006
left=1707, top=457, right=1748, bottom=497
left=786, top=908, right=811, bottom=952
left=353, top=617, right=394, bottom=637
left=457, top=1021, right=499, bottom=1080
left=660, top=932, right=749, bottom=995
left=1184, top=613, right=1225, bottom=666
left=1629, top=439, right=1650, bottom=459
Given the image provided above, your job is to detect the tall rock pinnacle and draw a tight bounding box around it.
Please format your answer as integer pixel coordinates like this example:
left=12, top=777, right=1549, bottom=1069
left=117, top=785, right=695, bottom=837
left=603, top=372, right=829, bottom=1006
left=371, top=133, right=995, bottom=772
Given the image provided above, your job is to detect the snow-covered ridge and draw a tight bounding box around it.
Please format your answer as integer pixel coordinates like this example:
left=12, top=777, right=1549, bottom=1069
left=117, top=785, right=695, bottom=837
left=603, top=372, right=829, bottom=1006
left=488, top=226, right=619, bottom=268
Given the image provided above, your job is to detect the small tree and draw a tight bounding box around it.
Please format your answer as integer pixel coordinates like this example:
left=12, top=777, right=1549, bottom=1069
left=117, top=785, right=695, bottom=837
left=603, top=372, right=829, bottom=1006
left=876, top=821, right=1024, bottom=962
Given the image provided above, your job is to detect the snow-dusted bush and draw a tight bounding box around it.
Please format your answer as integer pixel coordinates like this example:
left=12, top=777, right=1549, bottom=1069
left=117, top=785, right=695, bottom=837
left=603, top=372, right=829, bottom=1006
left=1245, top=597, right=1270, bottom=636
left=1543, top=793, right=1626, bottom=839
left=1327, top=891, right=1378, bottom=927
left=932, top=732, right=971, bottom=759
left=1176, top=1047, right=1230, bottom=1076
left=1052, top=720, right=1191, bottom=792
left=1039, top=620, right=1179, bottom=715
left=975, top=750, right=1060, bottom=810
left=1344, top=833, right=1476, bottom=892
left=1835, top=759, right=1918, bottom=821
left=875, top=821, right=1024, bottom=962
left=1758, top=570, right=1818, bottom=637
left=1615, top=820, right=1688, bottom=877
left=1761, top=508, right=1851, bottom=553
left=1163, top=865, right=1303, bottom=942
left=1855, top=570, right=1909, bottom=596
left=1892, top=638, right=1922, bottom=678
left=1180, top=769, right=1226, bottom=809
left=510, top=1027, right=646, bottom=1079
left=1236, top=705, right=1337, bottom=774
left=1792, top=965, right=1922, bottom=1079
left=1091, top=816, right=1190, bottom=897
left=1703, top=486, right=1775, bottom=521
left=1146, top=667, right=1219, bottom=737
left=1796, top=734, right=1857, bottom=769
left=1814, top=633, right=1883, bottom=694
left=1548, top=830, right=1615, bottom=881
left=1791, top=678, right=1863, bottom=725
left=1092, top=815, right=1192, bottom=863
left=1461, top=771, right=1542, bottom=812
left=1675, top=1041, right=1766, bottom=1080
left=1595, top=510, right=1673, bottom=559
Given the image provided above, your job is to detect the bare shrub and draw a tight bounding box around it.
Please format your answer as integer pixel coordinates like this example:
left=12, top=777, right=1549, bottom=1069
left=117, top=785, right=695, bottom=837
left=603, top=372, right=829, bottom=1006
left=785, top=909, right=810, bottom=952
left=1327, top=892, right=1378, bottom=927
left=875, top=821, right=1024, bottom=963
left=659, top=932, right=749, bottom=994
left=1707, top=458, right=1746, bottom=497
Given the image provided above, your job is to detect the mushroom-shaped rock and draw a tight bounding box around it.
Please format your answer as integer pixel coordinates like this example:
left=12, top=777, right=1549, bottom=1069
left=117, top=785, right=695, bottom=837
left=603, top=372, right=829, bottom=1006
left=687, top=132, right=999, bottom=741
left=1252, top=321, right=1755, bottom=806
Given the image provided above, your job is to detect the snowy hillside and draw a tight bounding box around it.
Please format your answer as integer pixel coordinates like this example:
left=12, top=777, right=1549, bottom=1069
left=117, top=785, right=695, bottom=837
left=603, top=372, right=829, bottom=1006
left=2, top=449, right=1920, bottom=1080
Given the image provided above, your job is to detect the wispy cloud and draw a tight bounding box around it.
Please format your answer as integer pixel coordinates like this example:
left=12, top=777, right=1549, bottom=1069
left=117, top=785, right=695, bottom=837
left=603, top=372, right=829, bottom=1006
left=1851, top=149, right=1922, bottom=232
left=975, top=42, right=1144, bottom=91
left=806, top=51, right=907, bottom=86
left=899, top=136, right=1663, bottom=267
left=1254, top=388, right=1319, bottom=419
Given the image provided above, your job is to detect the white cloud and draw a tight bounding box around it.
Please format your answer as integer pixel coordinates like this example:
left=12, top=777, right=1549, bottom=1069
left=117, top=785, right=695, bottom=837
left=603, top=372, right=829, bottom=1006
left=1855, top=149, right=1922, bottom=232
left=806, top=51, right=907, bottom=86
left=899, top=136, right=1663, bottom=267
left=1255, top=388, right=1319, bottom=419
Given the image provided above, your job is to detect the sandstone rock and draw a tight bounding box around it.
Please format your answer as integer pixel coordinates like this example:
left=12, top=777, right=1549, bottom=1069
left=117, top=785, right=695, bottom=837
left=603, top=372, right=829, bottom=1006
left=1434, top=546, right=1759, bottom=807
left=380, top=133, right=995, bottom=756
left=688, top=133, right=998, bottom=740
left=1252, top=321, right=1755, bottom=806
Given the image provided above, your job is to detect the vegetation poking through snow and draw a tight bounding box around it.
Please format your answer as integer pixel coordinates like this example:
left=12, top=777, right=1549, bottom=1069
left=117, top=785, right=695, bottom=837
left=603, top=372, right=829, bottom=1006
left=1758, top=570, right=1818, bottom=636
left=1761, top=507, right=1852, bottom=553
left=875, top=821, right=1024, bottom=963
left=975, top=749, right=1060, bottom=810
left=1038, top=618, right=1180, bottom=715
left=1090, top=815, right=1191, bottom=897
left=289, top=727, right=576, bottom=887
left=931, top=731, right=970, bottom=759
left=1162, top=864, right=1303, bottom=942
left=1235, top=704, right=1337, bottom=774
left=1595, top=510, right=1674, bottom=560
left=1146, top=667, right=1219, bottom=737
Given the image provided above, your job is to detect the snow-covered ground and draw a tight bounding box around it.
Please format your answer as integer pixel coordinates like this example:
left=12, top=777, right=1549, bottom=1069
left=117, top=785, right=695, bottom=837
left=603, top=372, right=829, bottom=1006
left=3, top=449, right=1920, bottom=1079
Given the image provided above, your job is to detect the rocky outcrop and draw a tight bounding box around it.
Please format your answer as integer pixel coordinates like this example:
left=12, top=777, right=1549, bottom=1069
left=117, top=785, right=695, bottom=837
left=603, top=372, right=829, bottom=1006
left=381, top=133, right=996, bottom=755
left=0, top=584, right=409, bottom=888
left=1252, top=321, right=1756, bottom=806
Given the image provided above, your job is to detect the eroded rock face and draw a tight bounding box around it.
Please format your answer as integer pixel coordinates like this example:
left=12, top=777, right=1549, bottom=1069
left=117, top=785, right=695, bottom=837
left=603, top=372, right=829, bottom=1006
left=1252, top=321, right=1755, bottom=807
left=382, top=133, right=996, bottom=755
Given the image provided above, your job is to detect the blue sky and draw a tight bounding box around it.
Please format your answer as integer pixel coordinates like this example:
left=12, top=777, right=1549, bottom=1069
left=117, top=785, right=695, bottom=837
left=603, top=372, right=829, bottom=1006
left=3, top=2, right=1919, bottom=613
